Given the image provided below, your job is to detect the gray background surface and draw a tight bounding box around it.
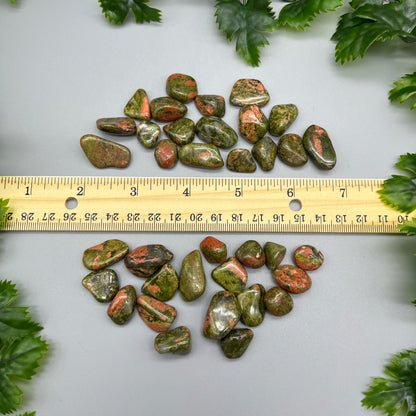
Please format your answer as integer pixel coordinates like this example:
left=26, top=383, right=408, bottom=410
left=0, top=1, right=415, bottom=415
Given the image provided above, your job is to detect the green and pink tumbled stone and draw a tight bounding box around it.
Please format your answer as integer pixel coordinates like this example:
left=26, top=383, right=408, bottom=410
left=220, top=328, right=253, bottom=359
left=200, top=236, right=227, bottom=263
left=273, top=264, right=312, bottom=294
left=154, top=326, right=191, bottom=354
left=237, top=284, right=266, bottom=327
left=82, top=269, right=119, bottom=303
left=154, top=139, right=178, bottom=169
left=166, top=73, right=198, bottom=103
left=293, top=245, right=324, bottom=271
left=178, top=143, right=224, bottom=169
left=195, top=116, right=238, bottom=149
left=136, top=120, right=161, bottom=149
left=96, top=117, right=136, bottom=136
left=179, top=250, right=206, bottom=302
left=203, top=290, right=241, bottom=339
left=211, top=257, right=248, bottom=294
left=80, top=135, right=131, bottom=169
left=235, top=240, right=266, bottom=269
left=269, top=104, right=298, bottom=136
left=107, top=285, right=137, bottom=325
left=137, top=295, right=177, bottom=332
left=252, top=136, right=277, bottom=171
left=163, top=118, right=195, bottom=146
left=263, top=287, right=294, bottom=316
left=303, top=125, right=336, bottom=170
left=141, top=263, right=179, bottom=302
left=264, top=242, right=286, bottom=270
left=277, top=133, right=308, bottom=167
left=150, top=97, right=187, bottom=122
left=230, top=79, right=270, bottom=107
left=226, top=149, right=257, bottom=173
left=239, top=104, right=269, bottom=143
left=195, top=95, right=225, bottom=117
left=82, top=239, right=129, bottom=270
left=124, top=89, right=151, bottom=121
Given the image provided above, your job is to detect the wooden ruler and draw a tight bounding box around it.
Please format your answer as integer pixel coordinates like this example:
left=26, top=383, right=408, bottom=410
left=0, top=176, right=410, bottom=233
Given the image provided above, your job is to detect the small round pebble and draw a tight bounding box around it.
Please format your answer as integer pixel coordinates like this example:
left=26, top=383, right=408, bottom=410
left=273, top=264, right=312, bottom=294
left=263, top=287, right=294, bottom=316
left=154, top=139, right=178, bottom=169
left=200, top=236, right=227, bottom=263
left=235, top=240, right=265, bottom=268
left=294, top=245, right=324, bottom=271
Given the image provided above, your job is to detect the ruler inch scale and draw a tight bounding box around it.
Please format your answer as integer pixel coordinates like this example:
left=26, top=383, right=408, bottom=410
left=0, top=176, right=411, bottom=233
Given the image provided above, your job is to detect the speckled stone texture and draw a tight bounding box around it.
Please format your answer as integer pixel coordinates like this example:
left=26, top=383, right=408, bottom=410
left=237, top=284, right=266, bottom=327
left=269, top=104, right=298, bottom=136
left=239, top=104, right=269, bottom=143
left=124, top=89, right=151, bottom=120
left=166, top=73, right=198, bottom=103
left=154, top=139, right=178, bottom=169
left=96, top=117, right=136, bottom=136
left=220, top=328, right=253, bottom=359
left=163, top=118, right=195, bottom=146
left=200, top=236, right=227, bottom=263
left=230, top=79, right=270, bottom=107
left=82, top=239, right=129, bottom=270
left=263, top=287, right=294, bottom=316
left=82, top=269, right=119, bottom=303
left=293, top=245, right=324, bottom=271
left=273, top=265, right=312, bottom=294
left=179, top=250, right=206, bottom=301
left=195, top=116, right=238, bottom=149
left=150, top=97, right=187, bottom=122
left=141, top=263, right=179, bottom=302
left=251, top=136, right=277, bottom=171
left=264, top=242, right=286, bottom=270
left=137, top=295, right=177, bottom=332
left=211, top=257, right=248, bottom=294
left=195, top=95, right=225, bottom=117
left=277, top=134, right=308, bottom=167
left=136, top=120, right=161, bottom=149
left=235, top=240, right=266, bottom=268
left=154, top=326, right=191, bottom=354
left=226, top=149, right=257, bottom=173
left=303, top=124, right=336, bottom=170
left=178, top=143, right=224, bottom=169
left=107, top=285, right=137, bottom=325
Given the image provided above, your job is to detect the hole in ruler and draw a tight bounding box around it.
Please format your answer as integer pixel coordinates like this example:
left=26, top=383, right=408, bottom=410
left=289, top=199, right=302, bottom=212
left=65, top=197, right=78, bottom=210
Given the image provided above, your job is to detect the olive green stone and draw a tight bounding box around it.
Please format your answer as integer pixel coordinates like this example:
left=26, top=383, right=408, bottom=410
left=179, top=250, right=206, bottom=301
left=195, top=95, right=226, bottom=117
left=137, top=295, right=177, bottom=332
left=154, top=326, right=191, bottom=354
left=293, top=245, right=324, bottom=271
left=195, top=116, right=238, bottom=149
left=107, top=285, right=137, bottom=325
left=80, top=135, right=131, bottom=169
left=251, top=136, right=277, bottom=171
left=239, top=104, right=269, bottom=143
left=200, top=236, right=227, bottom=264
left=163, top=118, right=195, bottom=146
left=166, top=73, right=198, bottom=103
left=277, top=133, right=308, bottom=167
left=154, top=139, right=178, bottom=169
left=235, top=240, right=266, bottom=269
left=137, top=120, right=161, bottom=149
left=96, top=117, right=136, bottom=136
left=237, top=284, right=266, bottom=327
left=82, top=269, right=119, bottom=303
left=150, top=97, right=188, bottom=122
left=211, top=257, right=247, bottom=294
left=230, top=79, right=270, bottom=107
left=141, top=263, right=179, bottom=302
left=220, top=328, right=253, bottom=359
left=303, top=125, right=336, bottom=170
left=263, top=287, right=294, bottom=316
left=124, top=88, right=151, bottom=120
left=82, top=239, right=129, bottom=270
left=269, top=104, right=298, bottom=136
left=203, top=291, right=241, bottom=339
left=178, top=143, right=224, bottom=169
left=264, top=242, right=286, bottom=270
left=226, top=149, right=257, bottom=173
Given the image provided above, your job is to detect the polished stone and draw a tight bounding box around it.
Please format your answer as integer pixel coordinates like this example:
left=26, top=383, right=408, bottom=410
left=230, top=79, right=270, bottom=107
left=277, top=133, right=308, bottom=167
left=226, top=148, right=257, bottom=173
left=154, top=139, right=178, bottom=169
left=166, top=73, right=197, bottom=103
left=200, top=236, right=227, bottom=263
left=303, top=124, right=336, bottom=170
left=263, top=287, right=294, bottom=316
left=264, top=242, right=286, bottom=270
left=294, top=245, right=324, bottom=271
left=154, top=326, right=191, bottom=354
left=124, top=88, right=151, bottom=120
left=195, top=116, right=238, bottom=149
left=235, top=240, right=266, bottom=268
left=141, top=263, right=179, bottom=302
left=251, top=136, right=277, bottom=171
left=150, top=97, right=187, bottom=122
left=237, top=284, right=266, bottom=327
left=220, top=328, right=253, bottom=359
left=273, top=265, right=312, bottom=294
left=82, top=269, right=119, bottom=303
left=269, top=104, right=298, bottom=136
left=82, top=239, right=129, bottom=270
left=178, top=143, right=224, bottom=169
left=96, top=117, right=136, bottom=135
left=107, top=285, right=137, bottom=325
left=163, top=118, right=195, bottom=146
left=211, top=257, right=248, bottom=294
left=239, top=104, right=268, bottom=143
left=179, top=250, right=206, bottom=301
left=137, top=295, right=177, bottom=332
left=195, top=95, right=225, bottom=117
left=136, top=120, right=160, bottom=148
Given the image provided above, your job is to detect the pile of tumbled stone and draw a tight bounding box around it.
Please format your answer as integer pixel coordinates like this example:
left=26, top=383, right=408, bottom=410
left=80, top=74, right=337, bottom=172
left=82, top=237, right=324, bottom=358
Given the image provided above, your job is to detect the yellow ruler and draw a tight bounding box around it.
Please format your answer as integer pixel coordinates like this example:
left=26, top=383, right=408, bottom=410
left=0, top=176, right=411, bottom=233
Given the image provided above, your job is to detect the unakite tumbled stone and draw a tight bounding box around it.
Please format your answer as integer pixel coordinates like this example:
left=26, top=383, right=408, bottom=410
left=277, top=133, right=308, bottom=167
left=178, top=143, right=224, bottom=169
left=166, top=73, right=198, bottom=103
left=264, top=242, right=286, bottom=270
left=82, top=239, right=129, bottom=270
left=269, top=104, right=298, bottom=136
left=230, top=79, right=270, bottom=107
left=124, top=244, right=174, bottom=278
left=150, top=97, right=187, bottom=122
left=179, top=250, right=206, bottom=301
left=226, top=149, right=257, bottom=173
left=107, top=285, right=137, bottom=325
left=154, top=139, right=178, bottom=169
left=294, top=245, right=324, bottom=271
left=239, top=104, right=269, bottom=143
left=124, top=89, right=151, bottom=120
left=141, top=263, right=179, bottom=302
left=137, top=295, right=177, bottom=332
left=203, top=291, right=240, bottom=339
left=137, top=120, right=161, bottom=148
left=220, top=328, right=253, bottom=359
left=154, top=326, right=191, bottom=354
left=251, top=136, right=277, bottom=171
left=263, top=287, right=293, bottom=316
left=200, top=236, right=227, bottom=263
left=211, top=257, right=247, bottom=294
left=237, top=284, right=266, bottom=327
left=195, top=95, right=225, bottom=117
left=235, top=240, right=266, bottom=269
left=163, top=118, right=195, bottom=146
left=273, top=265, right=312, bottom=294
left=82, top=269, right=119, bottom=303
left=303, top=125, right=336, bottom=170
left=80, top=135, right=131, bottom=169
left=96, top=117, right=136, bottom=136
left=195, top=116, right=238, bottom=149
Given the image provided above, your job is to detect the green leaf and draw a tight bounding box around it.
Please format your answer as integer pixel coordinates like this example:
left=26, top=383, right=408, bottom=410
left=0, top=280, right=43, bottom=348
left=389, top=72, right=416, bottom=110
left=278, top=0, right=344, bottom=31
left=0, top=336, right=48, bottom=414
left=398, top=217, right=416, bottom=235
left=396, top=153, right=416, bottom=177
left=99, top=0, right=162, bottom=24
left=215, top=0, right=278, bottom=67
left=362, top=349, right=416, bottom=415
left=0, top=198, right=9, bottom=224
left=333, top=0, right=416, bottom=64
left=378, top=175, right=416, bottom=214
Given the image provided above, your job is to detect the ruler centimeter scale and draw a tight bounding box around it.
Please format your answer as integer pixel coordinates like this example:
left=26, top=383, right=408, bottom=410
left=0, top=176, right=411, bottom=233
